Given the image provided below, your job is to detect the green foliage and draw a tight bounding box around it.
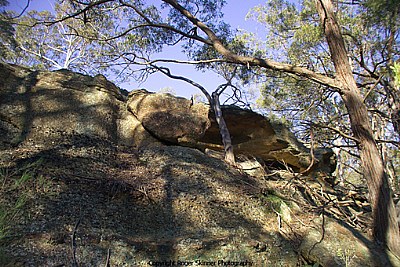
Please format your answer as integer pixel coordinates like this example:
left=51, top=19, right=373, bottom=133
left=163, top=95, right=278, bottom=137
left=244, top=0, right=341, bottom=140
left=7, top=2, right=120, bottom=75
left=165, top=0, right=226, bottom=33
left=362, top=0, right=400, bottom=29
left=242, top=0, right=400, bottom=184
left=391, top=62, right=400, bottom=88
left=3, top=1, right=168, bottom=81
left=0, top=0, right=16, bottom=59
left=3, top=0, right=233, bottom=84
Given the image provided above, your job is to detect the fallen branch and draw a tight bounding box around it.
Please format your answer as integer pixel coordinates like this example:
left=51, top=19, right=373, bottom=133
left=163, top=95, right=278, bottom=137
left=71, top=216, right=82, bottom=267
left=105, top=248, right=111, bottom=267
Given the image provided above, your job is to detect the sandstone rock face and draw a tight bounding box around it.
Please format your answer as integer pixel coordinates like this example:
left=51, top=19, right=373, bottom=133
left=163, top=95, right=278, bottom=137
left=199, top=106, right=335, bottom=173
left=126, top=91, right=335, bottom=173
left=0, top=62, right=334, bottom=173
left=127, top=89, right=210, bottom=144
left=0, top=63, right=156, bottom=148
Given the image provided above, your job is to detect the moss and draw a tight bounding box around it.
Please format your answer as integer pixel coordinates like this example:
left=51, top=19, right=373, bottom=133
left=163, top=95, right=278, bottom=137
left=258, top=190, right=286, bottom=211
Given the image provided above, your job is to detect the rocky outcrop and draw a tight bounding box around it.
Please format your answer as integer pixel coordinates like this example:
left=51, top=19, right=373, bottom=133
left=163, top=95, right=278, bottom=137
left=126, top=90, right=335, bottom=173
left=0, top=62, right=334, bottom=173
left=0, top=63, right=157, bottom=149
left=1, top=63, right=395, bottom=266
left=198, top=106, right=335, bottom=173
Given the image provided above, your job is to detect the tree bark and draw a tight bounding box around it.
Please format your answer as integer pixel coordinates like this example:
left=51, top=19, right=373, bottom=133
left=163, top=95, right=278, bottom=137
left=211, top=92, right=235, bottom=165
left=315, top=0, right=400, bottom=256
left=162, top=0, right=400, bottom=255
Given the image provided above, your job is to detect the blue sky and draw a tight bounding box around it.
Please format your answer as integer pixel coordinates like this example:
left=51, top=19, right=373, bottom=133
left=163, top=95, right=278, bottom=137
left=7, top=0, right=268, bottom=99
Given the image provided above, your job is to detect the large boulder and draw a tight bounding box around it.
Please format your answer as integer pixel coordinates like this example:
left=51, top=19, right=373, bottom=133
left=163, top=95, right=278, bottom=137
left=127, top=89, right=210, bottom=144
left=126, top=90, right=335, bottom=173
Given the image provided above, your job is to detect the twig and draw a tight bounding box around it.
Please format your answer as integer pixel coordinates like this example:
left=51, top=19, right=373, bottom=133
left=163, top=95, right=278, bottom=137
left=308, top=209, right=326, bottom=258
left=137, top=186, right=155, bottom=203
left=105, top=248, right=111, bottom=267
left=71, top=216, right=82, bottom=267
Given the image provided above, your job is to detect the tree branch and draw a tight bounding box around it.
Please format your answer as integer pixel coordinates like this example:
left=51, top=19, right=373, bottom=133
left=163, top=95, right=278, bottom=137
left=10, top=0, right=31, bottom=19
left=162, top=0, right=342, bottom=90
left=148, top=62, right=212, bottom=103
left=42, top=0, right=113, bottom=26
left=306, top=121, right=359, bottom=142
left=19, top=45, right=63, bottom=69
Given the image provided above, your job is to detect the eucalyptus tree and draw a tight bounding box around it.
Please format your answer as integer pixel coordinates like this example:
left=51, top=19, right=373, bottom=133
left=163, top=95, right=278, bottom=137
left=11, top=8, right=96, bottom=70
left=243, top=0, right=400, bottom=255
left=4, top=0, right=169, bottom=79
left=0, top=0, right=16, bottom=59
left=247, top=0, right=400, bottom=186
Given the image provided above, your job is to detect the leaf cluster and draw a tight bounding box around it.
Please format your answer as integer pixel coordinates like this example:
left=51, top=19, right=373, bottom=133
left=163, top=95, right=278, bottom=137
left=242, top=0, right=399, bottom=181
left=0, top=0, right=16, bottom=59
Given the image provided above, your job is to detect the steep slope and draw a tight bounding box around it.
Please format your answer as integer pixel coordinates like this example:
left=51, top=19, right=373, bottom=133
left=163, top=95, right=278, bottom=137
left=0, top=63, right=398, bottom=266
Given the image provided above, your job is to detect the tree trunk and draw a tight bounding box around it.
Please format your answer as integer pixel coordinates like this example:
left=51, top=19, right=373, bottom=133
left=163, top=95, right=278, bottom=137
left=162, top=0, right=399, bottom=253
left=153, top=62, right=236, bottom=165
left=343, top=90, right=400, bottom=254
left=211, top=92, right=235, bottom=165
left=315, top=0, right=400, bottom=256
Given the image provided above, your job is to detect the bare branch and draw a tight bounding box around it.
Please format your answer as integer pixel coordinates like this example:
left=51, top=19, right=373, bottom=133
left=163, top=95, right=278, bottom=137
left=305, top=121, right=359, bottom=142
left=10, top=0, right=31, bottom=19
left=149, top=62, right=212, bottom=102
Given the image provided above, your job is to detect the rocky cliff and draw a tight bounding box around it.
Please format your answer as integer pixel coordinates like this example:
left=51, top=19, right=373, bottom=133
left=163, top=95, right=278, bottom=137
left=0, top=63, right=397, bottom=266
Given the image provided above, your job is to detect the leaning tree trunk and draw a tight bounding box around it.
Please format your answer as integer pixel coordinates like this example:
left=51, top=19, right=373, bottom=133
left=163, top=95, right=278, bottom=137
left=315, top=0, right=400, bottom=256
left=211, top=92, right=235, bottom=165
left=153, top=62, right=236, bottom=165
left=162, top=0, right=399, bottom=252
left=343, top=90, right=400, bottom=255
